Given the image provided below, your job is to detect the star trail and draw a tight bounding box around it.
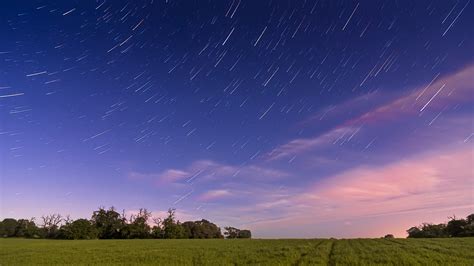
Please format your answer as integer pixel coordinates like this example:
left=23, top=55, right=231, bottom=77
left=1, top=0, right=473, bottom=238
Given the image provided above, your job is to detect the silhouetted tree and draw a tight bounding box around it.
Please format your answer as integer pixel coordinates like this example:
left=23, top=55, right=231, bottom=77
left=151, top=217, right=163, bottom=239
left=407, top=227, right=422, bottom=238
left=91, top=207, right=125, bottom=239
left=0, top=219, right=19, bottom=237
left=182, top=220, right=223, bottom=239
left=224, top=227, right=251, bottom=239
left=162, top=208, right=186, bottom=239
left=0, top=207, right=252, bottom=240
left=467, top=214, right=474, bottom=224
left=462, top=214, right=474, bottom=237
left=407, top=213, right=474, bottom=238
left=238, top=229, right=251, bottom=238
left=16, top=218, right=40, bottom=238
left=123, top=208, right=152, bottom=239
left=407, top=223, right=447, bottom=238
left=224, top=226, right=239, bottom=239
left=446, top=216, right=468, bottom=237
left=422, top=223, right=448, bottom=238
left=40, top=214, right=62, bottom=238
left=60, top=219, right=98, bottom=240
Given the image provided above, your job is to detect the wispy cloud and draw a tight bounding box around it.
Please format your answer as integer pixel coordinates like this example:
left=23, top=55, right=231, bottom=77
left=158, top=169, right=190, bottom=183
left=246, top=146, right=474, bottom=237
left=265, top=64, right=474, bottom=161
left=198, top=189, right=233, bottom=201
left=123, top=63, right=474, bottom=237
left=146, top=159, right=290, bottom=185
left=342, top=64, right=473, bottom=126
left=264, top=126, right=359, bottom=161
left=128, top=169, right=190, bottom=185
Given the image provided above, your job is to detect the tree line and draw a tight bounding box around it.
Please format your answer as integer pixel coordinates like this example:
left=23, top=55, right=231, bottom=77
left=407, top=213, right=474, bottom=238
left=0, top=207, right=251, bottom=240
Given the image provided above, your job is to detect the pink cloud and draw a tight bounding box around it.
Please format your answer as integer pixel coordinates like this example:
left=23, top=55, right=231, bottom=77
left=246, top=146, right=474, bottom=237
left=265, top=126, right=358, bottom=161
left=198, top=189, right=233, bottom=201
left=151, top=159, right=289, bottom=184
left=158, top=169, right=190, bottom=183
left=265, top=64, right=474, bottom=161
left=315, top=162, right=440, bottom=202
left=144, top=145, right=472, bottom=238
left=305, top=146, right=472, bottom=216
left=299, top=91, right=389, bottom=126
left=343, top=63, right=474, bottom=126
left=127, top=169, right=190, bottom=185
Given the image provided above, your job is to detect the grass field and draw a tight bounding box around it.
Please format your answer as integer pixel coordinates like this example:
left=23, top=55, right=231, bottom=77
left=1, top=238, right=473, bottom=265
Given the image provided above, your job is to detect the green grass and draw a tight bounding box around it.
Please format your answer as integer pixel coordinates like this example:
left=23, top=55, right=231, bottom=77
left=1, top=238, right=473, bottom=265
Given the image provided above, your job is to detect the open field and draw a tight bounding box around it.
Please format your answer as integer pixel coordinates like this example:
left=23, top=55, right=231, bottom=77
left=1, top=238, right=473, bottom=265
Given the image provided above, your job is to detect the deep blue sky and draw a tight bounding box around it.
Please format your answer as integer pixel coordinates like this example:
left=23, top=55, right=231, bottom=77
left=1, top=0, right=473, bottom=237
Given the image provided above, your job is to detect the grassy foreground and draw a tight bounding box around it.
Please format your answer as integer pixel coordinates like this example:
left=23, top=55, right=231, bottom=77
left=1, top=238, right=473, bottom=265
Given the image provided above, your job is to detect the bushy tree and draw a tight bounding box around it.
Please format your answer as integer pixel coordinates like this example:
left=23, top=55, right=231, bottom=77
left=461, top=224, right=474, bottom=236
left=224, top=226, right=251, bottom=239
left=407, top=213, right=474, bottom=238
left=162, top=209, right=186, bottom=239
left=467, top=214, right=474, bottom=224
left=407, top=226, right=422, bottom=238
left=0, top=207, right=251, bottom=240
left=422, top=223, right=448, bottom=238
left=91, top=207, right=125, bottom=239
left=123, top=209, right=152, bottom=239
left=0, top=219, right=19, bottom=237
left=16, top=219, right=41, bottom=238
left=461, top=214, right=474, bottom=237
left=182, top=219, right=223, bottom=239
left=238, top=229, right=251, bottom=238
left=224, top=226, right=239, bottom=238
left=60, top=219, right=98, bottom=240
left=446, top=216, right=468, bottom=237
left=407, top=224, right=448, bottom=238
left=151, top=225, right=163, bottom=239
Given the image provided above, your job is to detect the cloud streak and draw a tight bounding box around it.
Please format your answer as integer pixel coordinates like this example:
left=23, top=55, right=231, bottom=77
left=148, top=159, right=290, bottom=185
left=344, top=64, right=473, bottom=126
left=124, top=65, right=473, bottom=237
left=265, top=64, right=474, bottom=161
left=245, top=146, right=474, bottom=237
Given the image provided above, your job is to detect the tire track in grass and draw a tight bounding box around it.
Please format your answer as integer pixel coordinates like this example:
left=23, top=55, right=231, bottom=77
left=327, top=239, right=336, bottom=266
left=292, top=240, right=315, bottom=266
left=393, top=238, right=474, bottom=262
left=293, top=239, right=327, bottom=265
left=349, top=239, right=383, bottom=264
left=370, top=238, right=422, bottom=264
left=416, top=238, right=474, bottom=253
left=384, top=238, right=462, bottom=265
left=327, top=239, right=361, bottom=265
left=347, top=239, right=368, bottom=263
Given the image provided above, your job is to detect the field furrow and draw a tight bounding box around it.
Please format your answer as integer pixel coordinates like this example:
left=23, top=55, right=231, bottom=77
left=1, top=238, right=473, bottom=265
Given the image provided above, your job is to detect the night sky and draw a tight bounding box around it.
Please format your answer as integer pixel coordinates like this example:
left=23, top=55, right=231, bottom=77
left=1, top=0, right=473, bottom=238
